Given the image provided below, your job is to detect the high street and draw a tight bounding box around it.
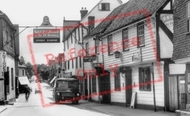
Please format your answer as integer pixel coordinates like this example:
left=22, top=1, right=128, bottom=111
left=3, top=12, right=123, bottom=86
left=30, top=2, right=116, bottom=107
left=0, top=80, right=175, bottom=116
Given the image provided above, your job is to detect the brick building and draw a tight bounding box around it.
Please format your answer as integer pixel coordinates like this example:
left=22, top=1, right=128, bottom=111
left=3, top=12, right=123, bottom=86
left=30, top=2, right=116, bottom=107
left=172, top=0, right=190, bottom=111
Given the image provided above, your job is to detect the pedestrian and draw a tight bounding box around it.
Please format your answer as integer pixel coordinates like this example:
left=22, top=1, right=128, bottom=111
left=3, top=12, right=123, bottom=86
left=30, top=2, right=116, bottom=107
left=24, top=85, right=32, bottom=101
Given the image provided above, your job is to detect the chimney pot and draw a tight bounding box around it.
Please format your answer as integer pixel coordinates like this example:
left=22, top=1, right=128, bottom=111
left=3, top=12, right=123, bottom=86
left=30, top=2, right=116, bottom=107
left=80, top=7, right=88, bottom=19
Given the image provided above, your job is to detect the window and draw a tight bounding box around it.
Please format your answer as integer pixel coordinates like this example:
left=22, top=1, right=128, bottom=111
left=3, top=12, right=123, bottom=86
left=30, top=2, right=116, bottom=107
left=95, top=39, right=99, bottom=54
left=139, top=67, right=151, bottom=91
left=122, top=28, right=129, bottom=51
left=137, top=22, right=145, bottom=47
left=107, top=35, right=113, bottom=55
left=72, top=59, right=74, bottom=68
left=67, top=40, right=69, bottom=49
left=65, top=61, right=67, bottom=70
left=99, top=3, right=110, bottom=11
left=187, top=1, right=190, bottom=32
left=88, top=16, right=95, bottom=32
left=64, top=42, right=66, bottom=51
left=76, top=57, right=78, bottom=69
left=7, top=67, right=10, bottom=94
left=22, top=70, right=25, bottom=76
left=11, top=68, right=14, bottom=90
left=85, top=42, right=89, bottom=56
left=68, top=60, right=70, bottom=70
left=79, top=57, right=82, bottom=68
left=10, top=36, right=14, bottom=48
left=71, top=33, right=73, bottom=43
left=92, top=75, right=96, bottom=93
left=114, top=69, right=121, bottom=91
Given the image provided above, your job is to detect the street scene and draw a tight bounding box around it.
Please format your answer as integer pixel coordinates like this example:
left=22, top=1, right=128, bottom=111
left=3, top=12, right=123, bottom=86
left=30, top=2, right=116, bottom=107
left=0, top=0, right=190, bottom=116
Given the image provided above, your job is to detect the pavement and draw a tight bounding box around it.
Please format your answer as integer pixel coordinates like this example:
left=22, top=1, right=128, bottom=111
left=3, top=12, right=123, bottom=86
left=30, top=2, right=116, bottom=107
left=76, top=100, right=176, bottom=116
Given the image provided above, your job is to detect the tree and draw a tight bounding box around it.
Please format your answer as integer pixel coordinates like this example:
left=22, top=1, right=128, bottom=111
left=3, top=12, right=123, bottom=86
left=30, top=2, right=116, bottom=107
left=25, top=62, right=34, bottom=79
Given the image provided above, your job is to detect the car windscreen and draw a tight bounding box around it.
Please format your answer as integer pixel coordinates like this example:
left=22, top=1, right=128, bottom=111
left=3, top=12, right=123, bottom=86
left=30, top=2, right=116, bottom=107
left=56, top=80, right=79, bottom=89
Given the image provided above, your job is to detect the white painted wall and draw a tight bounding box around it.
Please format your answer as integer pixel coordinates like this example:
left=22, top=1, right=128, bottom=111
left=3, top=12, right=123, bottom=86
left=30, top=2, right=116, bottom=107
left=6, top=55, right=15, bottom=101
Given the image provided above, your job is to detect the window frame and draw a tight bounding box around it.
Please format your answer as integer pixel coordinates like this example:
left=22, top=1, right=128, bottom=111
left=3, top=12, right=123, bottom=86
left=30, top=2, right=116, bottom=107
left=92, top=75, right=96, bottom=93
left=114, top=69, right=121, bottom=91
left=85, top=42, right=89, bottom=56
left=99, top=3, right=110, bottom=11
left=137, top=22, right=145, bottom=47
left=122, top=28, right=129, bottom=51
left=107, top=35, right=113, bottom=56
left=95, top=39, right=99, bottom=54
left=139, top=67, right=151, bottom=91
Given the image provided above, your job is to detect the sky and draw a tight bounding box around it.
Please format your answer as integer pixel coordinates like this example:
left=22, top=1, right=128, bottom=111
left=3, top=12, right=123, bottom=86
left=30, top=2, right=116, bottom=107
left=0, top=0, right=129, bottom=65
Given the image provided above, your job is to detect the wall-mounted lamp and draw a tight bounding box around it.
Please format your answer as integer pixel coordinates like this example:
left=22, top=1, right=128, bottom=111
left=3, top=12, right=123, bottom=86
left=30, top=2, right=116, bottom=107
left=114, top=51, right=121, bottom=58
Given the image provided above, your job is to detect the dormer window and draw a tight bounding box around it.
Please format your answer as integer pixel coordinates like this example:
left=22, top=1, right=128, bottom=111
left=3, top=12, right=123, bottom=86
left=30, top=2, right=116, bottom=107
left=98, top=3, right=110, bottom=11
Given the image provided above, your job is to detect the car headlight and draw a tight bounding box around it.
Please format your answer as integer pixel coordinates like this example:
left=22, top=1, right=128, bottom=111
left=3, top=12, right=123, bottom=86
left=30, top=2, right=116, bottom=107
left=77, top=93, right=80, bottom=96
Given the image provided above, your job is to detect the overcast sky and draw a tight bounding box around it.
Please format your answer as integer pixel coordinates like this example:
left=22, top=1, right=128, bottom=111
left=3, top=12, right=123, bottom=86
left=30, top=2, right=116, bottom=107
left=0, top=0, right=128, bottom=64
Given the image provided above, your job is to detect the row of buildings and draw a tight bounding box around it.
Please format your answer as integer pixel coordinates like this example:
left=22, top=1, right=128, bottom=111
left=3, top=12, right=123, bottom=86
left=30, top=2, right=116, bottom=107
left=0, top=10, right=21, bottom=104
left=48, top=0, right=190, bottom=112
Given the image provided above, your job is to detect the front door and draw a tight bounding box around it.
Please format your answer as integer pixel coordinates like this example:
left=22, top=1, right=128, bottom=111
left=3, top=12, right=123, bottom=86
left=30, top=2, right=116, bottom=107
left=99, top=71, right=111, bottom=103
left=125, top=69, right=132, bottom=107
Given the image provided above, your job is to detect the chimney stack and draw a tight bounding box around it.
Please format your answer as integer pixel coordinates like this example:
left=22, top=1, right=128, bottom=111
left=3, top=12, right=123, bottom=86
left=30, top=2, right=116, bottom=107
left=80, top=7, right=88, bottom=19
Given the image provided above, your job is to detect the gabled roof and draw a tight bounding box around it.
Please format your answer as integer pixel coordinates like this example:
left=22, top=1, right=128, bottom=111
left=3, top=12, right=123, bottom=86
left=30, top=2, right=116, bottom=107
left=81, top=0, right=123, bottom=22
left=90, top=0, right=168, bottom=37
left=62, top=19, right=80, bottom=42
left=0, top=10, right=16, bottom=31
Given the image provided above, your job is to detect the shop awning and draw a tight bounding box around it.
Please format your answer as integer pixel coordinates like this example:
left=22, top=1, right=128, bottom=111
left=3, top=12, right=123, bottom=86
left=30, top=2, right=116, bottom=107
left=50, top=76, right=57, bottom=84
left=18, top=76, right=30, bottom=85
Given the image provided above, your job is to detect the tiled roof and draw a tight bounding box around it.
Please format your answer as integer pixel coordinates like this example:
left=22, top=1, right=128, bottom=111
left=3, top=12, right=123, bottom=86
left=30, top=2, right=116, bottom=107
left=89, top=4, right=124, bottom=36
left=62, top=20, right=80, bottom=42
left=90, top=0, right=168, bottom=37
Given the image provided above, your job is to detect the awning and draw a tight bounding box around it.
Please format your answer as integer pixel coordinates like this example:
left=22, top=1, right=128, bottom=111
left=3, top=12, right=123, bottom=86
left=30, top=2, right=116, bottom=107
left=50, top=76, right=57, bottom=84
left=18, top=76, right=30, bottom=85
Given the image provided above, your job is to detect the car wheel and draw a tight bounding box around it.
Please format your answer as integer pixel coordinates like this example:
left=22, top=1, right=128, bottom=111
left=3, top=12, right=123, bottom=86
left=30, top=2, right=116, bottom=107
left=55, top=96, right=59, bottom=103
left=73, top=100, right=78, bottom=104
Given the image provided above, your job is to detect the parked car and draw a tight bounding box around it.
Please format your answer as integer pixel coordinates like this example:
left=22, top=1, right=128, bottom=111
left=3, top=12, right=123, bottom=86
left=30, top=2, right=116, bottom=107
left=53, top=77, right=81, bottom=104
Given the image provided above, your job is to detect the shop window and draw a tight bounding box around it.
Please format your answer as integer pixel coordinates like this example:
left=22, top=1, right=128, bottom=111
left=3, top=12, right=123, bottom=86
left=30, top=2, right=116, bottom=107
left=92, top=75, right=96, bottom=93
left=114, top=70, right=121, bottom=91
left=137, top=22, right=145, bottom=47
left=99, top=3, right=110, bottom=11
left=122, top=28, right=129, bottom=51
left=139, top=67, right=151, bottom=91
left=187, top=1, right=190, bottom=32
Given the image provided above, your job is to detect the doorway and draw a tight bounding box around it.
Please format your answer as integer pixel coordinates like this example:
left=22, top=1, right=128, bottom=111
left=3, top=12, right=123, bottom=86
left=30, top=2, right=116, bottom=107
left=125, top=69, right=132, bottom=107
left=169, top=75, right=186, bottom=111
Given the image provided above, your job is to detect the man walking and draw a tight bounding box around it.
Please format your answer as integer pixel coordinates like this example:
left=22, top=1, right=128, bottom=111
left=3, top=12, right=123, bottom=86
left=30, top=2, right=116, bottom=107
left=24, top=85, right=32, bottom=101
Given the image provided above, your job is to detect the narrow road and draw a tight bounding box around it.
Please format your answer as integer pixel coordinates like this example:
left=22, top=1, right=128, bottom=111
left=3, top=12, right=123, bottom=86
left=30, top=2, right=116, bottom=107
left=1, top=81, right=110, bottom=116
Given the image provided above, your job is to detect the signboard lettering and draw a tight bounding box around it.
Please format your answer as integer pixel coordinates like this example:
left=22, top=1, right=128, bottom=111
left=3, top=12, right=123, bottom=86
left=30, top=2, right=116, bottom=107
left=33, top=29, right=60, bottom=43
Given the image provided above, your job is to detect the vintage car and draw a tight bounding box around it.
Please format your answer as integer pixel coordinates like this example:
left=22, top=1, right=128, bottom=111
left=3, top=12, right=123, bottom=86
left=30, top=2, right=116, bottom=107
left=53, top=77, right=81, bottom=104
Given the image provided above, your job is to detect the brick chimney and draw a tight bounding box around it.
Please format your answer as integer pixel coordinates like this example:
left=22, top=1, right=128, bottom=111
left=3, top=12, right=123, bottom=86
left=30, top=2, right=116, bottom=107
left=80, top=7, right=88, bottom=19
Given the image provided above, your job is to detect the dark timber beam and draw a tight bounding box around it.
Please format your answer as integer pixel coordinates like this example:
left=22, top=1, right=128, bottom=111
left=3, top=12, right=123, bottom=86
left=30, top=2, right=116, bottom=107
left=159, top=19, right=173, bottom=43
left=159, top=10, right=173, bottom=14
